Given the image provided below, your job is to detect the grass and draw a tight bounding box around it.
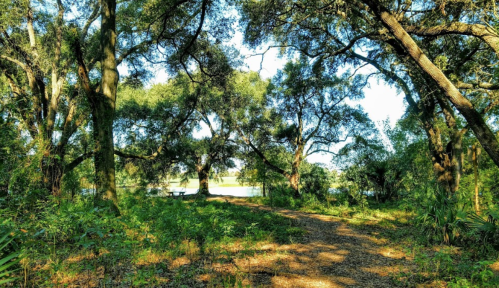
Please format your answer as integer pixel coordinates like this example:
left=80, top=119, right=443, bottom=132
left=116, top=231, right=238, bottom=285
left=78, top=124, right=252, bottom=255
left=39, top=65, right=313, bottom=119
left=4, top=189, right=499, bottom=287
left=5, top=190, right=305, bottom=287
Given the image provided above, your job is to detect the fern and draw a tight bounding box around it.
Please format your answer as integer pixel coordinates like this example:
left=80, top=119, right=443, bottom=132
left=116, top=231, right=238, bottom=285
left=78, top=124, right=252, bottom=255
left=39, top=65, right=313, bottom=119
left=0, top=228, right=21, bottom=285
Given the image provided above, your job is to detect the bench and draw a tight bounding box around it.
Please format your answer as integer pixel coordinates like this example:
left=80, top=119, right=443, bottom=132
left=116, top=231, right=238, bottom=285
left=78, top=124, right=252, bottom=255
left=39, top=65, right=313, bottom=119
left=166, top=191, right=186, bottom=198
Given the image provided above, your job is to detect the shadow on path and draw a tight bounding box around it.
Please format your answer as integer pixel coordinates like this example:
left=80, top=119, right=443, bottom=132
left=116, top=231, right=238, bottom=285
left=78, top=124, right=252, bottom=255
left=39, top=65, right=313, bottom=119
left=209, top=197, right=413, bottom=288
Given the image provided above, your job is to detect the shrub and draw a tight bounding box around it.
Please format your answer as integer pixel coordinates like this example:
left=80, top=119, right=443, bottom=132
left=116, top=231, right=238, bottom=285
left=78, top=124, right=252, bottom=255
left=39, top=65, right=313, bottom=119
left=416, top=189, right=468, bottom=245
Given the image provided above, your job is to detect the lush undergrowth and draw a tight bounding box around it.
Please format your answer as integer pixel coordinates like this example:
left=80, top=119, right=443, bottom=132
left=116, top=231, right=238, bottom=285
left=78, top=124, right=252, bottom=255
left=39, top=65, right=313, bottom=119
left=1, top=190, right=305, bottom=287
left=247, top=192, right=499, bottom=287
left=3, top=188, right=499, bottom=287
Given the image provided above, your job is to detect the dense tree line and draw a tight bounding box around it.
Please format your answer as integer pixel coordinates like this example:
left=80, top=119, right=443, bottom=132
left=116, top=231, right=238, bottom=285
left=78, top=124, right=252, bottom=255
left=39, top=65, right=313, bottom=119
left=0, top=0, right=497, bottom=216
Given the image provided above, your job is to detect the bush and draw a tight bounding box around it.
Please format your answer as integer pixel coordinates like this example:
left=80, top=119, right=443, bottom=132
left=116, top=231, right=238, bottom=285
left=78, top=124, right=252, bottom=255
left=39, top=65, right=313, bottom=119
left=269, top=186, right=299, bottom=208
left=468, top=210, right=499, bottom=251
left=416, top=189, right=469, bottom=245
left=300, top=165, right=332, bottom=200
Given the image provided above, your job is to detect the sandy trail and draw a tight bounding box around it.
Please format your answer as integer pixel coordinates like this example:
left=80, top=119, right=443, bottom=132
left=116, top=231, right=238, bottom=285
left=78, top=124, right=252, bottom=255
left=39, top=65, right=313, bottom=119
left=209, top=196, right=412, bottom=288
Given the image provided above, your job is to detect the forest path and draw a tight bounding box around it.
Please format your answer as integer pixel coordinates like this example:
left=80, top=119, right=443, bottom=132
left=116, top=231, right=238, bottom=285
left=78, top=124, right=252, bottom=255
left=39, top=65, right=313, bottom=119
left=208, top=196, right=413, bottom=288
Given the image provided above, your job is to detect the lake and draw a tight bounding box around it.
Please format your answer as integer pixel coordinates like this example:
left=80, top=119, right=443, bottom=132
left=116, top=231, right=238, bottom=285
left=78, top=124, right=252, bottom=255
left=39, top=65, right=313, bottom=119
left=82, top=187, right=370, bottom=197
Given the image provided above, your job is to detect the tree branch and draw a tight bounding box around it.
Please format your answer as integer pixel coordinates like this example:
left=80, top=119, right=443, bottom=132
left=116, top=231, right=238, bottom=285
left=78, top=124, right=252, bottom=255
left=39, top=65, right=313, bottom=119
left=82, top=1, right=101, bottom=41
left=404, top=22, right=499, bottom=57
left=65, top=151, right=95, bottom=172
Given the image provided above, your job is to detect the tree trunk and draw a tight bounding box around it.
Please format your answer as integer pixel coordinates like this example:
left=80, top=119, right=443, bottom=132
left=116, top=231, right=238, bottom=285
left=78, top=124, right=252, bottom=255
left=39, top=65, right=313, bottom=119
left=197, top=165, right=211, bottom=196
left=289, top=144, right=303, bottom=198
left=472, top=145, right=480, bottom=214
left=43, top=157, right=63, bottom=198
left=262, top=182, right=266, bottom=197
left=362, top=0, right=499, bottom=168
left=94, top=0, right=119, bottom=215
left=289, top=172, right=300, bottom=198
left=450, top=132, right=464, bottom=193
left=92, top=103, right=119, bottom=214
left=427, top=128, right=464, bottom=195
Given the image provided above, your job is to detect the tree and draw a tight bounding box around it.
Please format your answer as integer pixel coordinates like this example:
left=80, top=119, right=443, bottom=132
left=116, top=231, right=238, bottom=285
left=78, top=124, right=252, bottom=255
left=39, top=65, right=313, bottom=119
left=237, top=145, right=289, bottom=197
left=0, top=0, right=94, bottom=199
left=359, top=0, right=499, bottom=169
left=114, top=74, right=198, bottom=186
left=337, top=136, right=405, bottom=202
left=234, top=59, right=373, bottom=197
left=0, top=0, right=235, bottom=212
left=115, top=71, right=237, bottom=196
left=177, top=74, right=239, bottom=196
left=239, top=0, right=499, bottom=171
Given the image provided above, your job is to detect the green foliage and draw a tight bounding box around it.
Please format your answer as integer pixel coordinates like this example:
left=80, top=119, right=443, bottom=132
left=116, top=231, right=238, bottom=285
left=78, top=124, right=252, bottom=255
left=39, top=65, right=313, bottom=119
left=115, top=74, right=198, bottom=185
left=467, top=211, right=499, bottom=251
left=299, top=163, right=332, bottom=199
left=416, top=189, right=469, bottom=245
left=267, top=186, right=301, bottom=208
left=5, top=191, right=304, bottom=285
left=395, top=246, right=499, bottom=287
left=0, top=221, right=21, bottom=285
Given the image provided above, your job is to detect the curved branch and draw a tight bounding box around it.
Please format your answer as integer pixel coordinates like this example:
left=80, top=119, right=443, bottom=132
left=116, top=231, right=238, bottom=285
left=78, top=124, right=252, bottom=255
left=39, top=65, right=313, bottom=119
left=349, top=51, right=420, bottom=112
left=179, top=0, right=208, bottom=61
left=65, top=151, right=95, bottom=172
left=116, top=40, right=154, bottom=66
left=82, top=1, right=101, bottom=41
left=235, top=125, right=291, bottom=180
left=456, top=81, right=499, bottom=90
left=0, top=55, right=26, bottom=70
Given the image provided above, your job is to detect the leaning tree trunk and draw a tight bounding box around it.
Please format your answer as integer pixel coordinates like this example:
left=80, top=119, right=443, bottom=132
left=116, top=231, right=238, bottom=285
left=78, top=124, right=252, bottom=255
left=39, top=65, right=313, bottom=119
left=197, top=164, right=211, bottom=196
left=362, top=0, right=499, bottom=168
left=94, top=0, right=120, bottom=215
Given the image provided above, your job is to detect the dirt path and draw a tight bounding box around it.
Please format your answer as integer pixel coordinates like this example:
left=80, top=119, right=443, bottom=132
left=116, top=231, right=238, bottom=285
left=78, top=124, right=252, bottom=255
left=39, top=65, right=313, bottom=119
left=209, top=197, right=412, bottom=288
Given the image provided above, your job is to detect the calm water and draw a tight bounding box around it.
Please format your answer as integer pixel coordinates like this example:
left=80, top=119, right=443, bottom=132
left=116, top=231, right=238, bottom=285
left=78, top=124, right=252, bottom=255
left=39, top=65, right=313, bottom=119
left=82, top=187, right=370, bottom=197
left=82, top=186, right=263, bottom=197
left=150, top=186, right=263, bottom=197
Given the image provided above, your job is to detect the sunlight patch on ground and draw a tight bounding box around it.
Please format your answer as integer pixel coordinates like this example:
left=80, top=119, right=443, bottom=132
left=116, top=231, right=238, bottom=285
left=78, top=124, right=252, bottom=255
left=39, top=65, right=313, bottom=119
left=491, top=261, right=499, bottom=272
left=378, top=247, right=406, bottom=259
left=271, top=275, right=354, bottom=288
left=170, top=256, right=193, bottom=269
left=65, top=251, right=98, bottom=264
left=54, top=266, right=104, bottom=287
left=317, top=251, right=346, bottom=263
left=133, top=250, right=169, bottom=265
left=361, top=265, right=405, bottom=277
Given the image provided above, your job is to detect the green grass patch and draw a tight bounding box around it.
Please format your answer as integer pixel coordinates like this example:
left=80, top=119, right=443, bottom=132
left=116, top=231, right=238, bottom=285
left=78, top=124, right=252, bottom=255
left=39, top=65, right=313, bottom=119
left=5, top=190, right=304, bottom=286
